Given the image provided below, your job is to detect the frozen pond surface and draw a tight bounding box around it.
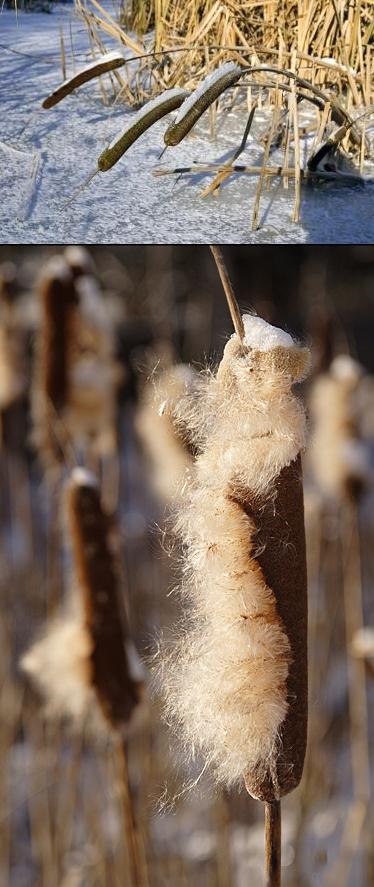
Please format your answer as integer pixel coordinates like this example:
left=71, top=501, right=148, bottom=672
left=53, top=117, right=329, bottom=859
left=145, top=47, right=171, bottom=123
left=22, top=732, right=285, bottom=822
left=0, top=4, right=373, bottom=244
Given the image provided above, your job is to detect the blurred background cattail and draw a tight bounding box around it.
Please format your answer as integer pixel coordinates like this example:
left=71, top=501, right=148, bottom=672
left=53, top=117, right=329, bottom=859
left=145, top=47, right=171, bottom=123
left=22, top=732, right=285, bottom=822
left=0, top=244, right=373, bottom=887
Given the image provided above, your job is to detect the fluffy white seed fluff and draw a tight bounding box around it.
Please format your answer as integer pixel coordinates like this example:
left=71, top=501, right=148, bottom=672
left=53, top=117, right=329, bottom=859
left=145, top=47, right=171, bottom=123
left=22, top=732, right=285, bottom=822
left=21, top=617, right=105, bottom=730
left=136, top=364, right=199, bottom=502
left=309, top=354, right=371, bottom=500
left=350, top=627, right=374, bottom=660
left=157, top=316, right=309, bottom=788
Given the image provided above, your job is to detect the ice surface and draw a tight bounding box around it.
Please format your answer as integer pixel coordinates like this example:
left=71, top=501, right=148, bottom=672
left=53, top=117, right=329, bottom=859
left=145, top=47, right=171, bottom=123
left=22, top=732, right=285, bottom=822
left=242, top=314, right=294, bottom=351
left=0, top=5, right=373, bottom=244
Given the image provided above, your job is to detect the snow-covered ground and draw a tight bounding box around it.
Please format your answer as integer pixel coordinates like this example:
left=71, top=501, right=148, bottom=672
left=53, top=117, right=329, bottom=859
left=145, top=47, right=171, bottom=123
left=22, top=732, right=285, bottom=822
left=0, top=4, right=373, bottom=244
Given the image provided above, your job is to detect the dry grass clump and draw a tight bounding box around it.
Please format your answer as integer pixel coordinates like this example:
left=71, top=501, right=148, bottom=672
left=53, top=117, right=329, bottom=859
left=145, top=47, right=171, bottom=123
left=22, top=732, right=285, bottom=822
left=75, top=0, right=373, bottom=110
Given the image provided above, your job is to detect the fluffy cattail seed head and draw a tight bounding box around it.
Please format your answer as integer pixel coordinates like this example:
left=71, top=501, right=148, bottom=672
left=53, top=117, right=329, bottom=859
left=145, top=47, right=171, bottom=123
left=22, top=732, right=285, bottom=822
left=309, top=354, right=371, bottom=502
left=158, top=315, right=309, bottom=802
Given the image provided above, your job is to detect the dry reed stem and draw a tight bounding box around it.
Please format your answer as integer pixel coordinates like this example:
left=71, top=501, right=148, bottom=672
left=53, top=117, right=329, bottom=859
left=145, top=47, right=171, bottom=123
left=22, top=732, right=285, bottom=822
left=209, top=246, right=244, bottom=340
left=116, top=739, right=146, bottom=887
left=265, top=800, right=281, bottom=887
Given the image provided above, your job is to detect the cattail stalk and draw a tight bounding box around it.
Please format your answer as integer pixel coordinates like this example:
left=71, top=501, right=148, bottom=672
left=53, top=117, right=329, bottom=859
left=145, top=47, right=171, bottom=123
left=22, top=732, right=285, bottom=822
left=265, top=801, right=281, bottom=887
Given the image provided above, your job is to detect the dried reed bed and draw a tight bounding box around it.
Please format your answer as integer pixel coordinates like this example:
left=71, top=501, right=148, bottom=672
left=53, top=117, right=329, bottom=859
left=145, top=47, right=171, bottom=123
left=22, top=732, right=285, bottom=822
left=1, top=247, right=374, bottom=887
left=77, top=0, right=373, bottom=107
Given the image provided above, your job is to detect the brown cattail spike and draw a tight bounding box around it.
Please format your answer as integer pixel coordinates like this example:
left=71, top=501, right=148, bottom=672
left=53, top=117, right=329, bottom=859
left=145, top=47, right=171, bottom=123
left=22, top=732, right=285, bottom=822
left=38, top=257, right=78, bottom=411
left=240, top=451, right=308, bottom=800
left=66, top=468, right=141, bottom=730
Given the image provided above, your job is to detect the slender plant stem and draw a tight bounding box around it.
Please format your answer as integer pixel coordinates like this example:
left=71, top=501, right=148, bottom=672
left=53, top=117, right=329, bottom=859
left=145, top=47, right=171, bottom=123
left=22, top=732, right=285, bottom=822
left=209, top=246, right=245, bottom=341
left=117, top=738, right=144, bottom=887
left=264, top=800, right=281, bottom=887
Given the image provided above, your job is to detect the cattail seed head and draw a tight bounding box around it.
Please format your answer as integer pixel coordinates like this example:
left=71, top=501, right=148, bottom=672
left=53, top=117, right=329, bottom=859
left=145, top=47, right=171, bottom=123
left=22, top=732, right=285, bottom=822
left=158, top=315, right=310, bottom=801
left=32, top=257, right=78, bottom=465
left=66, top=468, right=142, bottom=731
left=309, top=354, right=371, bottom=502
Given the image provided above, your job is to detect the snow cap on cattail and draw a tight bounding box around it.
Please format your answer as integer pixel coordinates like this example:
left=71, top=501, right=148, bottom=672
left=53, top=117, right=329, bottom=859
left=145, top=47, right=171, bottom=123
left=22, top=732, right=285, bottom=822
left=159, top=314, right=310, bottom=802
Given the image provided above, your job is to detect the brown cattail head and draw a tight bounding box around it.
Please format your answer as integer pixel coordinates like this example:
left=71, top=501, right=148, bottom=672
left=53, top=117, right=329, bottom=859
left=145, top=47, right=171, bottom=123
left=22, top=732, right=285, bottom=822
left=66, top=468, right=142, bottom=730
left=38, top=257, right=78, bottom=412
left=240, top=453, right=308, bottom=801
left=32, top=256, right=79, bottom=466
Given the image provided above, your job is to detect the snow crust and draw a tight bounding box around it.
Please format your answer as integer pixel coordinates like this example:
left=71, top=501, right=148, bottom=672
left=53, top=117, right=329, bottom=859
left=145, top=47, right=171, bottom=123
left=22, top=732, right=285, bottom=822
left=242, top=314, right=294, bottom=351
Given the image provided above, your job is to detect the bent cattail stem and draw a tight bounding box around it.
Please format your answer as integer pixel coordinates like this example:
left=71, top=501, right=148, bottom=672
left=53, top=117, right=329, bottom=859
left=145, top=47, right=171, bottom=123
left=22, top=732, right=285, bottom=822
left=164, top=62, right=243, bottom=146
left=98, top=88, right=188, bottom=172
left=42, top=51, right=126, bottom=109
